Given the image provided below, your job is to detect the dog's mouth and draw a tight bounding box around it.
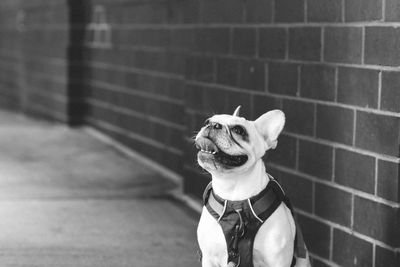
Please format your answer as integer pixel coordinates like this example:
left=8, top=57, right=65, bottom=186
left=195, top=137, right=248, bottom=167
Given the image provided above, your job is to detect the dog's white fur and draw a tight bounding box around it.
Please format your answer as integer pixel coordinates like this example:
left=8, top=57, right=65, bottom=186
left=196, top=108, right=311, bottom=267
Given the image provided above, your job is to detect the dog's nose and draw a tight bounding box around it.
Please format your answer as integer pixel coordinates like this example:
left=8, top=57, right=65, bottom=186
left=212, top=122, right=222, bottom=130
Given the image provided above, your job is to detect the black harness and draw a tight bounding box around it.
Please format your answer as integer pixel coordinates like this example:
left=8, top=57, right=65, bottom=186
left=203, top=176, right=307, bottom=267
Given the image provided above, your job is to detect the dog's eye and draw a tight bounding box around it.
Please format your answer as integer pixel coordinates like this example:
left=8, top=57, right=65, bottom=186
left=204, top=119, right=210, bottom=126
left=232, top=125, right=247, bottom=136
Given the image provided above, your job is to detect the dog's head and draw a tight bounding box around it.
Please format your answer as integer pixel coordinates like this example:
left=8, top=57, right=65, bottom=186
left=195, top=106, right=285, bottom=175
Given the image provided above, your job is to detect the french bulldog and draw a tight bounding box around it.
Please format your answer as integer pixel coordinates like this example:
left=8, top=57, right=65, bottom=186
left=195, top=106, right=311, bottom=267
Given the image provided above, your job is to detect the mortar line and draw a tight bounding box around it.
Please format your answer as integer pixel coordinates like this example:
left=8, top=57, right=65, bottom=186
left=86, top=118, right=183, bottom=155
left=361, top=26, right=366, bottom=65
left=187, top=81, right=400, bottom=119
left=297, top=65, right=301, bottom=97
left=341, top=0, right=346, bottom=22
left=329, top=226, right=334, bottom=261
left=350, top=193, right=355, bottom=230
left=334, top=67, right=339, bottom=102
left=271, top=0, right=276, bottom=23
left=374, top=158, right=379, bottom=196
left=313, top=103, right=317, bottom=137
left=382, top=0, right=386, bottom=22
left=304, top=0, right=308, bottom=23
left=372, top=243, right=376, bottom=267
left=269, top=163, right=400, bottom=208
left=378, top=71, right=382, bottom=110
left=352, top=109, right=357, bottom=147
left=321, top=26, right=325, bottom=62
left=295, top=209, right=400, bottom=251
left=309, top=252, right=341, bottom=267
left=332, top=148, right=336, bottom=182
left=295, top=138, right=300, bottom=170
left=86, top=98, right=184, bottom=130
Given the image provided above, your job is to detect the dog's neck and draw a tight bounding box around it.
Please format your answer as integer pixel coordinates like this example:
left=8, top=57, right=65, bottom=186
left=211, top=160, right=269, bottom=201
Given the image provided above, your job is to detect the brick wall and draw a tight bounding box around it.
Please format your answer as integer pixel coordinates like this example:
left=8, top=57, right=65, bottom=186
left=0, top=0, right=399, bottom=266
left=0, top=0, right=72, bottom=121
left=182, top=1, right=400, bottom=266
left=78, top=0, right=187, bottom=172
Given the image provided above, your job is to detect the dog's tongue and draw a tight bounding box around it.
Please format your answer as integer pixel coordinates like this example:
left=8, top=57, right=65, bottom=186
left=195, top=137, right=218, bottom=153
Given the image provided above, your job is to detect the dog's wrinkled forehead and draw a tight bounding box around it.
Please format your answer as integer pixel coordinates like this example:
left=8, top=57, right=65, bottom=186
left=208, top=114, right=247, bottom=126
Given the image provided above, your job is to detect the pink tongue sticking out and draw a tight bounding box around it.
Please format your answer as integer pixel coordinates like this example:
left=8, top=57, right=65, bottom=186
left=195, top=137, right=219, bottom=154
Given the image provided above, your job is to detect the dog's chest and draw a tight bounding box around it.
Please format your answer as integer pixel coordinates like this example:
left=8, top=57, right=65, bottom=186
left=198, top=203, right=297, bottom=267
left=197, top=207, right=269, bottom=267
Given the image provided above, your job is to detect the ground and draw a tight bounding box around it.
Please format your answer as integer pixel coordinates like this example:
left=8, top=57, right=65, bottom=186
left=0, top=110, right=199, bottom=267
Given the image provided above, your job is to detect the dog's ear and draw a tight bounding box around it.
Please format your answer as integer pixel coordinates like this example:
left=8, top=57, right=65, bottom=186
left=232, top=105, right=241, bottom=117
left=254, top=110, right=285, bottom=149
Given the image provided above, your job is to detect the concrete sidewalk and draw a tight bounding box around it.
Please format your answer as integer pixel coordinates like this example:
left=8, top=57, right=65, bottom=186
left=0, top=110, right=199, bottom=267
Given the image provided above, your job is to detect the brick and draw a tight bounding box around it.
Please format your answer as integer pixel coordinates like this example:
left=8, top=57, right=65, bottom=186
left=275, top=0, right=305, bottom=22
left=185, top=84, right=204, bottom=111
left=332, top=229, right=373, bottom=267
left=232, top=28, right=257, bottom=57
left=194, top=28, right=230, bottom=54
left=315, top=183, right=352, bottom=226
left=253, top=95, right=282, bottom=118
left=167, top=79, right=185, bottom=100
left=335, top=148, right=375, bottom=194
left=202, top=87, right=229, bottom=114
left=183, top=168, right=210, bottom=199
left=355, top=111, right=400, bottom=157
left=344, top=0, right=382, bottom=21
left=289, top=27, right=321, bottom=61
left=185, top=56, right=215, bottom=82
left=268, top=62, right=298, bottom=96
left=114, top=28, right=170, bottom=48
left=182, top=0, right=201, bottom=23
left=238, top=60, right=265, bottom=91
left=297, top=214, right=330, bottom=258
left=378, top=160, right=399, bottom=202
left=385, top=0, right=400, bottom=21
left=354, top=196, right=399, bottom=246
left=307, top=0, right=342, bottom=22
left=258, top=28, right=286, bottom=59
left=202, top=0, right=245, bottom=23
left=148, top=100, right=184, bottom=124
left=324, top=27, right=362, bottom=64
left=272, top=169, right=313, bottom=212
left=194, top=113, right=210, bottom=133
left=245, top=0, right=273, bottom=23
left=313, top=258, right=332, bottom=267
left=266, top=134, right=297, bottom=168
left=316, top=105, right=354, bottom=145
left=225, top=91, right=252, bottom=116
left=171, top=28, right=195, bottom=49
left=300, top=65, right=335, bottom=101
left=337, top=67, right=379, bottom=108
left=375, top=246, right=400, bottom=267
left=312, top=258, right=330, bottom=267
left=365, top=27, right=400, bottom=66
left=298, top=140, right=333, bottom=180
left=216, top=57, right=239, bottom=87
left=381, top=71, right=400, bottom=113
left=133, top=50, right=184, bottom=74
left=282, top=99, right=315, bottom=135
left=119, top=5, right=167, bottom=24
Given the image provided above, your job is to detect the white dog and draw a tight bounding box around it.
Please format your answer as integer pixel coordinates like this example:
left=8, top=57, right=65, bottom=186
left=195, top=106, right=311, bottom=267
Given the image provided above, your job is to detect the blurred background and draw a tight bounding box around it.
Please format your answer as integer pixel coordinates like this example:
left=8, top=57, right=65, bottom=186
left=0, top=0, right=399, bottom=266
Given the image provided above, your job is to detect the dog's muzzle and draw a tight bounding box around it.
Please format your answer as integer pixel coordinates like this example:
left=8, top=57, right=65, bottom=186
left=195, top=137, right=248, bottom=167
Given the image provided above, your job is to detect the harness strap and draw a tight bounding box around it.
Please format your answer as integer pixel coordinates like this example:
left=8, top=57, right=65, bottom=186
left=203, top=176, right=307, bottom=267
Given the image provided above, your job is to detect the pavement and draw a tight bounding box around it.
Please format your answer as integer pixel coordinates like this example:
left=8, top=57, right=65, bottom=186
left=0, top=110, right=200, bottom=267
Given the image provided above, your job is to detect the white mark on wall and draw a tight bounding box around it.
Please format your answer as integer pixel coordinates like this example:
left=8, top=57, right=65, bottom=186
left=86, top=5, right=112, bottom=49
left=16, top=9, right=26, bottom=32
